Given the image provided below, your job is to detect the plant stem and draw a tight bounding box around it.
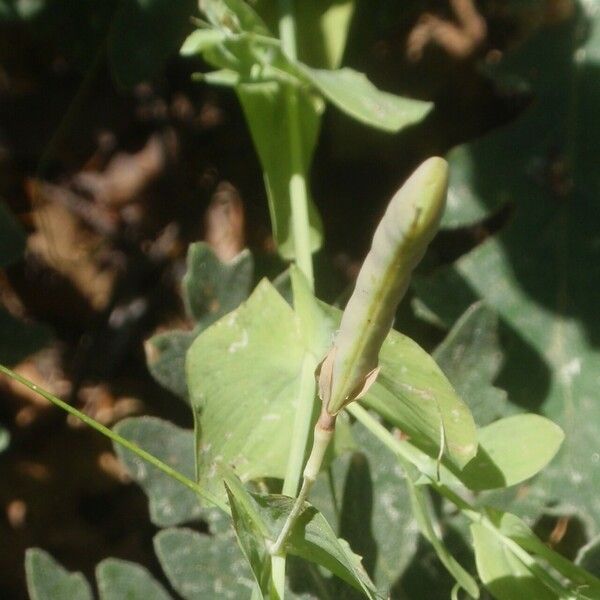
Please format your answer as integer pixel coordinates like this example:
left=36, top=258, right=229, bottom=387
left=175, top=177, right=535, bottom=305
left=278, top=0, right=314, bottom=289
left=0, top=364, right=228, bottom=513
left=271, top=410, right=335, bottom=556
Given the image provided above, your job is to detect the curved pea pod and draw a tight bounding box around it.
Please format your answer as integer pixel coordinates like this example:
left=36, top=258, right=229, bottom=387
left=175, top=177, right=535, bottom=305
left=319, top=157, right=449, bottom=415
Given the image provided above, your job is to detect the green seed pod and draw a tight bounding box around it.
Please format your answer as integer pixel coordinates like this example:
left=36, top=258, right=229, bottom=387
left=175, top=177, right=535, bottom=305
left=319, top=157, right=449, bottom=415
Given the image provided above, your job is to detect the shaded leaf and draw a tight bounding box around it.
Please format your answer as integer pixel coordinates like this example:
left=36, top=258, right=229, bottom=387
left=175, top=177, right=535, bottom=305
left=415, top=4, right=600, bottom=532
left=145, top=243, right=253, bottom=399
left=108, top=0, right=196, bottom=87
left=25, top=548, right=92, bottom=600
left=183, top=243, right=253, bottom=324
left=309, top=421, right=418, bottom=591
left=96, top=558, right=171, bottom=600
left=433, top=302, right=508, bottom=426
left=113, top=417, right=206, bottom=527
left=154, top=527, right=255, bottom=599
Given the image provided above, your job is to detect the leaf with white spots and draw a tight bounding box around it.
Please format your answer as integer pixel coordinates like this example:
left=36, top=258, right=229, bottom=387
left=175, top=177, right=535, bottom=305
left=113, top=417, right=208, bottom=527
left=96, top=558, right=172, bottom=600
left=25, top=548, right=93, bottom=600
left=415, top=4, right=600, bottom=533
left=154, top=527, right=255, bottom=599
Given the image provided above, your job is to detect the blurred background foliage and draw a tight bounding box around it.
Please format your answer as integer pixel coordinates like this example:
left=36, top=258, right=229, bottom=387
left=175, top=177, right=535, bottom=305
left=1, top=0, right=599, bottom=598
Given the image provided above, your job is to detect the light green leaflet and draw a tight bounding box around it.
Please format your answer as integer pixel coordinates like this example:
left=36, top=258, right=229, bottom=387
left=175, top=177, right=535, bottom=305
left=319, top=157, right=450, bottom=416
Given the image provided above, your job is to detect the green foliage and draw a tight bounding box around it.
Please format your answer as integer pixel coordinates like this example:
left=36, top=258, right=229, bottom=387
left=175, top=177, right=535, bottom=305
left=95, top=559, right=171, bottom=600
left=224, top=472, right=380, bottom=599
left=113, top=417, right=206, bottom=527
left=415, top=3, right=600, bottom=534
left=181, top=0, right=431, bottom=259
left=25, top=549, right=93, bottom=600
left=433, top=302, right=508, bottom=426
left=154, top=527, right=255, bottom=599
left=146, top=242, right=253, bottom=399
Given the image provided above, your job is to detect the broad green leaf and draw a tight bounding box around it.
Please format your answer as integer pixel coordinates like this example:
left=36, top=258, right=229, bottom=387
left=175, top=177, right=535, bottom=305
left=25, top=548, right=93, bottom=600
left=403, top=462, right=479, bottom=599
left=361, top=326, right=478, bottom=470
left=113, top=417, right=206, bottom=527
left=254, top=0, right=355, bottom=69
left=237, top=82, right=324, bottom=258
left=108, top=0, right=196, bottom=87
left=188, top=279, right=306, bottom=500
left=471, top=522, right=556, bottom=600
left=0, top=201, right=25, bottom=267
left=96, top=558, right=171, bottom=600
left=298, top=67, right=432, bottom=133
left=188, top=278, right=350, bottom=502
left=433, top=302, right=508, bottom=426
left=154, top=527, right=255, bottom=599
left=415, top=4, right=600, bottom=531
left=321, top=158, right=449, bottom=416
left=189, top=279, right=301, bottom=494
left=223, top=472, right=380, bottom=599
left=0, top=424, right=9, bottom=452
left=457, top=414, right=563, bottom=491
left=145, top=243, right=253, bottom=399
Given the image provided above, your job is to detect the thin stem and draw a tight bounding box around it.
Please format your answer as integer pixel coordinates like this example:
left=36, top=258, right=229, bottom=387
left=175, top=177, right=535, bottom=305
left=271, top=0, right=315, bottom=595
left=271, top=413, right=335, bottom=556
left=0, top=364, right=228, bottom=513
left=286, top=90, right=314, bottom=287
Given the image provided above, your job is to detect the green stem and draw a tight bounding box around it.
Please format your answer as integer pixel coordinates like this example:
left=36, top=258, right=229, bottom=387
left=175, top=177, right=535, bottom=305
left=278, top=0, right=314, bottom=289
left=0, top=364, right=228, bottom=513
left=271, top=412, right=334, bottom=556
left=272, top=0, right=315, bottom=595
